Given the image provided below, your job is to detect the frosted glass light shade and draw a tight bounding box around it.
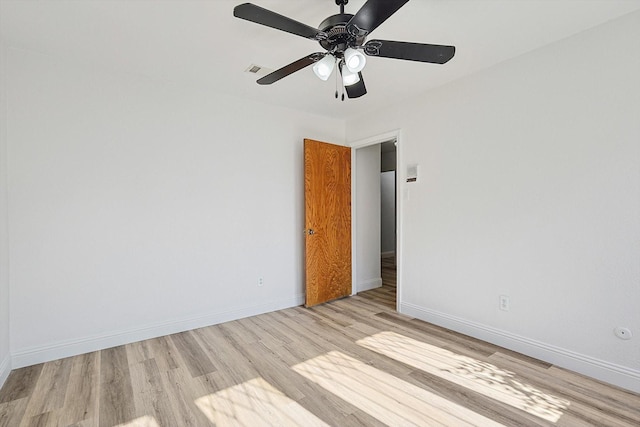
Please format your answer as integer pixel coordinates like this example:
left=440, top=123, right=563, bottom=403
left=312, top=55, right=336, bottom=81
left=342, top=67, right=360, bottom=86
left=344, top=48, right=366, bottom=73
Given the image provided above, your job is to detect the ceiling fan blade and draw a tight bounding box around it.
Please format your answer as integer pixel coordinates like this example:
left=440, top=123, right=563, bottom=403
left=364, top=39, right=455, bottom=64
left=257, top=53, right=324, bottom=85
left=234, top=3, right=323, bottom=40
left=345, top=73, right=367, bottom=99
left=347, top=0, right=409, bottom=37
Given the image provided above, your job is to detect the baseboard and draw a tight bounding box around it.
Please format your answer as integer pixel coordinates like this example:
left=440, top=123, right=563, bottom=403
left=400, top=302, right=640, bottom=393
left=380, top=251, right=395, bottom=258
left=12, top=294, right=305, bottom=369
left=358, top=278, right=382, bottom=292
left=0, top=352, right=10, bottom=389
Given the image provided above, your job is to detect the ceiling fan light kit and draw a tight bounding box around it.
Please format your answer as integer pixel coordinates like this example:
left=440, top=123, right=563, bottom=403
left=313, top=54, right=337, bottom=80
left=233, top=0, right=456, bottom=99
left=344, top=47, right=366, bottom=73
left=341, top=66, right=360, bottom=86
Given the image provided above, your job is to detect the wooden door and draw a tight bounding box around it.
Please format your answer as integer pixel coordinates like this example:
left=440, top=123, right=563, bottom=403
left=304, top=139, right=352, bottom=307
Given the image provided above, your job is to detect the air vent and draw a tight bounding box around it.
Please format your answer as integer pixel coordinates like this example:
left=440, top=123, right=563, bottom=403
left=244, top=64, right=273, bottom=77
left=245, top=64, right=263, bottom=74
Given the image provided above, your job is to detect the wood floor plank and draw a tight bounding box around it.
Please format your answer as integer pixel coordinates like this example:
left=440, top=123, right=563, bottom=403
left=0, top=397, right=29, bottom=427
left=56, top=352, right=100, bottom=427
left=284, top=308, right=416, bottom=380
left=234, top=317, right=263, bottom=344
left=148, top=336, right=181, bottom=372
left=218, top=319, right=261, bottom=346
left=22, top=411, right=52, bottom=427
left=68, top=419, right=97, bottom=427
left=238, top=340, right=359, bottom=425
left=374, top=311, right=500, bottom=357
left=19, top=357, right=73, bottom=424
left=342, top=410, right=389, bottom=427
left=292, top=350, right=503, bottom=427
left=546, top=364, right=640, bottom=410
left=195, top=375, right=337, bottom=427
left=277, top=347, right=373, bottom=422
left=99, top=346, right=135, bottom=427
left=170, top=331, right=216, bottom=378
left=129, top=358, right=178, bottom=426
left=409, top=368, right=551, bottom=427
left=125, top=339, right=153, bottom=365
left=488, top=352, right=640, bottom=426
left=0, top=364, right=43, bottom=404
left=246, top=314, right=294, bottom=346
left=215, top=324, right=308, bottom=402
left=160, top=366, right=213, bottom=427
left=192, top=326, right=259, bottom=389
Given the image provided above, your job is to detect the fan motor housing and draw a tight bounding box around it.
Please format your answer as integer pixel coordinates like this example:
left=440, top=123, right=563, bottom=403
left=318, top=14, right=366, bottom=53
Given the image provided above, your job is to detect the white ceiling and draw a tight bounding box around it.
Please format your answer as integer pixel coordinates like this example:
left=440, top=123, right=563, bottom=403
left=2, top=0, right=640, bottom=120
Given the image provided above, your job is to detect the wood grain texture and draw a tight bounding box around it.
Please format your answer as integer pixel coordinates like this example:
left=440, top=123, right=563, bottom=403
left=19, top=357, right=73, bottom=425
left=170, top=331, right=217, bottom=378
left=0, top=364, right=43, bottom=404
left=304, top=138, right=352, bottom=307
left=161, top=366, right=213, bottom=427
left=55, top=352, right=99, bottom=426
left=0, top=262, right=638, bottom=427
left=99, top=346, right=135, bottom=427
left=0, top=398, right=28, bottom=427
left=128, top=358, right=178, bottom=426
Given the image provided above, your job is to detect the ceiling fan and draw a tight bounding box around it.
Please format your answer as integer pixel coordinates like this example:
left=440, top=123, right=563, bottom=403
left=233, top=0, right=456, bottom=99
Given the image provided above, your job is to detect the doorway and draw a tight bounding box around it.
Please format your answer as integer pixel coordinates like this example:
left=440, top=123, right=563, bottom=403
left=379, top=141, right=397, bottom=307
left=352, top=131, right=400, bottom=311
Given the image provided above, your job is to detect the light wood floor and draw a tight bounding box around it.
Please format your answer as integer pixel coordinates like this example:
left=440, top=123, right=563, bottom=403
left=1, top=260, right=639, bottom=426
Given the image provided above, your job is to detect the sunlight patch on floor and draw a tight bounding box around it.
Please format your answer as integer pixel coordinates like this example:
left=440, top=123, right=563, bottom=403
left=292, top=350, right=504, bottom=427
left=195, top=377, right=329, bottom=427
left=115, top=415, right=161, bottom=427
left=357, top=331, right=569, bottom=423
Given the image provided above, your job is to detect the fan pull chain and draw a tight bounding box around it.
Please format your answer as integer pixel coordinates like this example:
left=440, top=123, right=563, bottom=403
left=335, top=60, right=339, bottom=99
left=340, top=59, right=345, bottom=101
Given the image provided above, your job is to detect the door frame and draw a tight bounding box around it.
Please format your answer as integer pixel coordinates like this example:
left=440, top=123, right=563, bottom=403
left=350, top=129, right=402, bottom=312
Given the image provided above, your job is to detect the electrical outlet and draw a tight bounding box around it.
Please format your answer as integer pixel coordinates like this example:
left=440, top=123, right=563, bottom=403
left=499, top=295, right=510, bottom=311
left=258, top=277, right=264, bottom=287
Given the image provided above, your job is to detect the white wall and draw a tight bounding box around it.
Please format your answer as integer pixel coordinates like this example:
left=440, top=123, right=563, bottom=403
left=6, top=47, right=345, bottom=367
left=380, top=171, right=396, bottom=256
left=347, top=11, right=640, bottom=392
left=0, top=43, right=11, bottom=388
left=355, top=144, right=381, bottom=291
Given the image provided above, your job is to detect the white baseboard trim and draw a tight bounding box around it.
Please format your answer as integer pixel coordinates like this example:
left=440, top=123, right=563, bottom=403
left=0, top=352, right=10, bottom=389
left=358, top=278, right=382, bottom=292
left=12, top=294, right=305, bottom=369
left=400, top=302, right=640, bottom=393
left=380, top=251, right=395, bottom=258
